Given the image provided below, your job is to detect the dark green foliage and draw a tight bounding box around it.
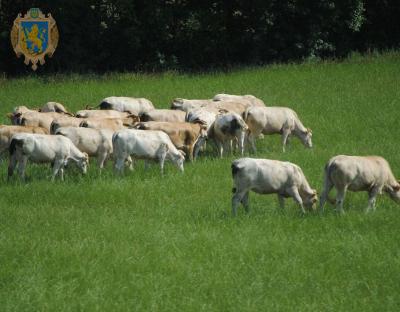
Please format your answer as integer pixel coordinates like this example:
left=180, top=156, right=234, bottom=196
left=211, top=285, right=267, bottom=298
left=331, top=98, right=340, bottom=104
left=0, top=0, right=398, bottom=74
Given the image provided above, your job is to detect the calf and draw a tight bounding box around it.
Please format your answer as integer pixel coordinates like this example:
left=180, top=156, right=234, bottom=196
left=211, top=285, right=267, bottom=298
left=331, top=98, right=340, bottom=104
left=8, top=133, right=88, bottom=181
left=112, top=129, right=185, bottom=174
left=231, top=158, right=317, bottom=215
left=55, top=127, right=114, bottom=169
left=134, top=121, right=207, bottom=161
left=244, top=106, right=312, bottom=152
left=210, top=112, right=248, bottom=158
left=320, top=155, right=400, bottom=213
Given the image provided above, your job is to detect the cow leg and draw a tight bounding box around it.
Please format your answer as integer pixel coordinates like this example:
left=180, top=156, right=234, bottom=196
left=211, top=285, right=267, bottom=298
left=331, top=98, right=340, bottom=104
left=98, top=152, right=108, bottom=169
left=237, top=131, right=246, bottom=156
left=277, top=194, right=285, bottom=209
left=248, top=133, right=257, bottom=153
left=281, top=128, right=291, bottom=152
left=241, top=191, right=250, bottom=213
left=366, top=187, right=380, bottom=213
left=188, top=145, right=194, bottom=162
left=7, top=154, right=18, bottom=181
left=59, top=166, right=64, bottom=181
left=126, top=156, right=134, bottom=171
left=335, top=185, right=347, bottom=214
left=17, top=156, right=28, bottom=182
left=287, top=187, right=305, bottom=214
left=320, top=178, right=334, bottom=212
left=157, top=147, right=168, bottom=175
left=114, top=157, right=125, bottom=174
left=51, top=159, right=64, bottom=181
left=232, top=191, right=246, bottom=216
left=216, top=140, right=224, bottom=158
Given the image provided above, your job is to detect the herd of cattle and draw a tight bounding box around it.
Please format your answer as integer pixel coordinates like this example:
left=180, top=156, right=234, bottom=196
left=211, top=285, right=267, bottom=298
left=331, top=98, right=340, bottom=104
left=1, top=94, right=399, bottom=214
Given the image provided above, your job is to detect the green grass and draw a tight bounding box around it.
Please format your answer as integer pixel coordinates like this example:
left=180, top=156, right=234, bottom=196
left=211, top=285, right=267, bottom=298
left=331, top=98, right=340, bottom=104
left=1, top=52, right=400, bottom=311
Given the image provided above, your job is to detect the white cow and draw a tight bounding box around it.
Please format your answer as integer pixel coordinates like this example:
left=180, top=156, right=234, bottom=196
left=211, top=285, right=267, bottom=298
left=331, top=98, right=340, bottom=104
left=98, top=96, right=154, bottom=114
left=213, top=93, right=265, bottom=107
left=8, top=133, right=89, bottom=181
left=55, top=127, right=113, bottom=168
left=39, top=102, right=73, bottom=115
left=244, top=106, right=312, bottom=152
left=210, top=112, right=248, bottom=158
left=113, top=129, right=185, bottom=174
left=320, top=155, right=400, bottom=213
left=231, top=158, right=317, bottom=215
left=170, top=98, right=215, bottom=112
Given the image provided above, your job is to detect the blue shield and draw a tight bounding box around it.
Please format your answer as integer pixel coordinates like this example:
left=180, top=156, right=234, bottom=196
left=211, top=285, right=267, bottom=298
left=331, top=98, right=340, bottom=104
left=20, top=21, right=49, bottom=55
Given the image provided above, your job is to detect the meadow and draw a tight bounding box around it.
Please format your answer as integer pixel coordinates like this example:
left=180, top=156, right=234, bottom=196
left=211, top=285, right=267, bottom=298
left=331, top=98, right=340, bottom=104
left=0, top=52, right=400, bottom=311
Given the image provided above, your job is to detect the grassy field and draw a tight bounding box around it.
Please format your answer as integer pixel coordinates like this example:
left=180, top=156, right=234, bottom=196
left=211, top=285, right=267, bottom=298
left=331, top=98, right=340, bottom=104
left=1, top=52, right=400, bottom=311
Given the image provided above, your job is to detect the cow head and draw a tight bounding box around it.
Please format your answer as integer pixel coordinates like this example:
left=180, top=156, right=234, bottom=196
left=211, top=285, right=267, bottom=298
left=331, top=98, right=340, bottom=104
left=77, top=152, right=89, bottom=174
left=174, top=150, right=185, bottom=172
left=388, top=182, right=400, bottom=203
left=8, top=112, right=22, bottom=125
left=300, top=128, right=313, bottom=148
left=303, top=189, right=318, bottom=210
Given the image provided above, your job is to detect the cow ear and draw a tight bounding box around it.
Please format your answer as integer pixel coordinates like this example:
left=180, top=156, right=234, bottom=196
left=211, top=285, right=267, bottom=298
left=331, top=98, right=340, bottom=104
left=307, top=128, right=312, bottom=134
left=393, top=184, right=400, bottom=191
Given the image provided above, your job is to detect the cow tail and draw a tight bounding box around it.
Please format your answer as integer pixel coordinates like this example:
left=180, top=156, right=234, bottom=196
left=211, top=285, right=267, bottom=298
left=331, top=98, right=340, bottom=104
left=323, top=160, right=337, bottom=204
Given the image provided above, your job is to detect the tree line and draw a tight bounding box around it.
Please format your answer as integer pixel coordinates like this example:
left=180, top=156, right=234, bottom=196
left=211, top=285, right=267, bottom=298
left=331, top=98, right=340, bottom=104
left=0, top=0, right=399, bottom=75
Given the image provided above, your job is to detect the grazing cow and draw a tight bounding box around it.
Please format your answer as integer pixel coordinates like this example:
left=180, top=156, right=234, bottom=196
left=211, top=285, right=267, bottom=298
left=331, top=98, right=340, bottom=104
left=55, top=127, right=113, bottom=168
left=112, top=129, right=185, bottom=174
left=213, top=93, right=265, bottom=107
left=244, top=106, right=312, bottom=152
left=140, top=109, right=187, bottom=123
left=210, top=112, right=248, bottom=158
left=50, top=116, right=85, bottom=134
left=75, top=109, right=130, bottom=119
left=0, top=125, right=48, bottom=159
left=320, top=155, right=400, bottom=214
left=97, top=96, right=154, bottom=114
left=170, top=98, right=215, bottom=112
left=133, top=121, right=207, bottom=161
left=8, top=133, right=89, bottom=181
left=231, top=158, right=318, bottom=215
left=39, top=102, right=73, bottom=115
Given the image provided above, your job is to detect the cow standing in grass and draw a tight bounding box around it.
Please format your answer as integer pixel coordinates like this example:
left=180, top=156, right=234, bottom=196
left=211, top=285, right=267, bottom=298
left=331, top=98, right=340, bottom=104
left=244, top=106, right=312, bottom=152
left=112, top=129, right=185, bottom=174
left=231, top=158, right=317, bottom=215
left=8, top=133, right=89, bottom=181
left=320, top=155, right=400, bottom=213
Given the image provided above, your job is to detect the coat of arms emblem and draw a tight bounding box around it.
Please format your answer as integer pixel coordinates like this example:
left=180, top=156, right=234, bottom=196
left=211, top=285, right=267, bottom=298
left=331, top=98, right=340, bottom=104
left=10, top=8, right=59, bottom=71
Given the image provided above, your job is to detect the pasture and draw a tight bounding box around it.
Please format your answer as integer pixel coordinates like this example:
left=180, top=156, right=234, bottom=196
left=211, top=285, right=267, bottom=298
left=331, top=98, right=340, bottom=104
left=1, top=52, right=400, bottom=311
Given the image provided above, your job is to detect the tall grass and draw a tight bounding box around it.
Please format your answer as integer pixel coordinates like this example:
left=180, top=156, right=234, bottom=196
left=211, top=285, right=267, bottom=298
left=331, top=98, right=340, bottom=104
left=0, top=52, right=399, bottom=311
